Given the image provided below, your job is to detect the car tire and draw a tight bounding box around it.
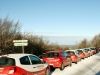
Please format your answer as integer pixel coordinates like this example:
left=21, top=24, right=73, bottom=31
left=75, top=60, right=78, bottom=64
left=80, top=58, right=81, bottom=61
left=83, top=57, right=85, bottom=59
left=60, top=62, right=64, bottom=70
left=45, top=68, right=50, bottom=75
left=75, top=62, right=77, bottom=64
left=69, top=62, right=72, bottom=67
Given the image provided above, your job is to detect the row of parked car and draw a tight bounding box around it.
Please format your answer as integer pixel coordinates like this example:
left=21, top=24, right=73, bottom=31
left=0, top=47, right=99, bottom=75
left=40, top=47, right=99, bottom=71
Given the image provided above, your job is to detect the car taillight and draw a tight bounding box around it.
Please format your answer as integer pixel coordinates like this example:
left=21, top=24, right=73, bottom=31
left=8, top=67, right=16, bottom=74
left=73, top=55, right=77, bottom=58
left=72, top=54, right=77, bottom=58
left=82, top=53, right=84, bottom=55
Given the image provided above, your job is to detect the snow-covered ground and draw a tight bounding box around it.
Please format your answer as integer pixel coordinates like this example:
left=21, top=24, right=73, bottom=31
left=50, top=53, right=100, bottom=75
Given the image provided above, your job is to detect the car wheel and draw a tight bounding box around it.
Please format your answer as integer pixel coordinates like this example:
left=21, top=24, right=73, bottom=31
left=69, top=61, right=72, bottom=67
left=60, top=62, right=64, bottom=70
left=83, top=57, right=85, bottom=59
left=80, top=58, right=81, bottom=61
left=45, top=68, right=50, bottom=75
left=75, top=60, right=78, bottom=64
left=75, top=62, right=77, bottom=64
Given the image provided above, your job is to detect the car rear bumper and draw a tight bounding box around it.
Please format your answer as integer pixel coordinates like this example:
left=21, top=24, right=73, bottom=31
left=71, top=58, right=77, bottom=62
left=49, top=62, right=62, bottom=68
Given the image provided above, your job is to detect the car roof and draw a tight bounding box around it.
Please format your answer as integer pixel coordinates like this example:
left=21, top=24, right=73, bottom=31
left=65, top=50, right=75, bottom=52
left=76, top=49, right=83, bottom=50
left=1, top=53, right=35, bottom=58
left=46, top=50, right=64, bottom=53
left=66, top=50, right=75, bottom=51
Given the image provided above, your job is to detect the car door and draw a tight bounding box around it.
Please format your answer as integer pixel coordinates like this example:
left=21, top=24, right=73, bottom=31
left=19, top=55, right=48, bottom=75
left=65, top=52, right=71, bottom=64
left=29, top=55, right=48, bottom=74
left=61, top=52, right=68, bottom=66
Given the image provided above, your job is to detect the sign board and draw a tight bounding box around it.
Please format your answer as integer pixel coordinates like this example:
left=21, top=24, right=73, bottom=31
left=13, top=40, right=28, bottom=43
left=13, top=40, right=28, bottom=53
left=13, top=40, right=28, bottom=46
left=14, top=43, right=28, bottom=46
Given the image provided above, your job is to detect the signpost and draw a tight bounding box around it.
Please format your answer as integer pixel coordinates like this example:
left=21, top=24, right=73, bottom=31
left=13, top=40, right=28, bottom=53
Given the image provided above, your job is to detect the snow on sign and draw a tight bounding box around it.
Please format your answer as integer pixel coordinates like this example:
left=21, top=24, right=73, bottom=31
left=13, top=40, right=28, bottom=46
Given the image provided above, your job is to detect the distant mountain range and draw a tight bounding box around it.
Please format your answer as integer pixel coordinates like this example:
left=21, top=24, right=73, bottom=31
left=42, top=35, right=93, bottom=45
left=59, top=45, right=76, bottom=47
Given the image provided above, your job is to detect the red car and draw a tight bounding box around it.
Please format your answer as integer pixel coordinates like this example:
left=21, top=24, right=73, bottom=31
left=81, top=49, right=88, bottom=58
left=42, top=51, right=72, bottom=70
left=65, top=50, right=79, bottom=64
left=84, top=48, right=92, bottom=57
left=0, top=54, right=50, bottom=75
left=89, top=47, right=96, bottom=55
left=76, top=49, right=85, bottom=59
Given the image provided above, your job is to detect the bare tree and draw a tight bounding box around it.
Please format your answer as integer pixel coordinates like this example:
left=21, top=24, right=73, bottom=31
left=0, top=16, right=21, bottom=54
left=91, top=34, right=100, bottom=47
left=78, top=38, right=88, bottom=49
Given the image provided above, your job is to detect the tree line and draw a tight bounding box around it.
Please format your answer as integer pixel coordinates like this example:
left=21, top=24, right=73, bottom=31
left=0, top=16, right=69, bottom=56
left=77, top=34, right=100, bottom=49
left=0, top=16, right=99, bottom=56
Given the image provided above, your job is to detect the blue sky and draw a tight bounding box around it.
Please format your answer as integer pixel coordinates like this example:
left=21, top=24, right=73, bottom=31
left=0, top=0, right=100, bottom=45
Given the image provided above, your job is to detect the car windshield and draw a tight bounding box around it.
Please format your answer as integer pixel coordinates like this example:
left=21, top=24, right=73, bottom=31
left=0, top=58, right=15, bottom=66
left=65, top=52, right=70, bottom=56
left=85, top=49, right=89, bottom=51
left=69, top=51, right=75, bottom=55
left=83, top=49, right=88, bottom=53
left=77, top=50, right=83, bottom=54
left=78, top=50, right=82, bottom=52
left=90, top=48, right=95, bottom=50
left=45, top=53, right=59, bottom=58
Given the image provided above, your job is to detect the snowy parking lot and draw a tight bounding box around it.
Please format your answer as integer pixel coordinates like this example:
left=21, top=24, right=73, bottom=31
left=50, top=53, right=100, bottom=75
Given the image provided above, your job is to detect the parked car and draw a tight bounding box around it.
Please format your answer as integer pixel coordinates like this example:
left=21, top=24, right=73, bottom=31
left=42, top=51, right=72, bottom=70
left=0, top=53, right=50, bottom=75
left=89, top=47, right=96, bottom=55
left=95, top=47, right=99, bottom=53
left=76, top=49, right=85, bottom=59
left=81, top=49, right=88, bottom=58
left=84, top=48, right=92, bottom=57
left=65, top=50, right=80, bottom=64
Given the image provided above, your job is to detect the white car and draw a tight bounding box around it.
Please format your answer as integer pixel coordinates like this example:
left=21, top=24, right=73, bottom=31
left=0, top=53, right=50, bottom=75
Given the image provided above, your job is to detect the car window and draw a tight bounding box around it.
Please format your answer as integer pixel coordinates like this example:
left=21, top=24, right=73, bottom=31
left=80, top=50, right=82, bottom=52
left=29, top=55, right=43, bottom=64
left=65, top=52, right=69, bottom=56
left=77, top=50, right=82, bottom=53
left=91, top=48, right=95, bottom=50
left=75, top=50, right=79, bottom=54
left=66, top=51, right=71, bottom=55
left=83, top=49, right=88, bottom=53
left=45, top=53, right=59, bottom=58
left=20, top=56, right=30, bottom=65
left=69, top=51, right=75, bottom=55
left=61, top=52, right=66, bottom=57
left=0, top=58, right=15, bottom=66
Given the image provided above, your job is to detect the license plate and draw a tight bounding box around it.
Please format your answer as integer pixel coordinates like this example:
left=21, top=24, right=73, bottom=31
left=50, top=64, right=53, bottom=65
